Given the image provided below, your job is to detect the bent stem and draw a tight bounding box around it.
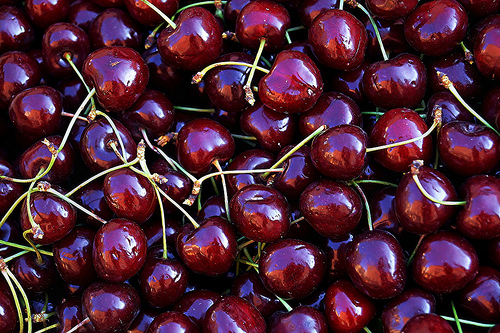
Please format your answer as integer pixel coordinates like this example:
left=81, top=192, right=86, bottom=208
left=156, top=186, right=199, bottom=228
left=140, top=0, right=177, bottom=29
left=192, top=61, right=269, bottom=84
left=350, top=180, right=372, bottom=231
left=244, top=38, right=267, bottom=105
left=174, top=0, right=227, bottom=17
left=46, top=187, right=108, bottom=224
left=23, top=230, right=43, bottom=265
left=0, top=257, right=24, bottom=333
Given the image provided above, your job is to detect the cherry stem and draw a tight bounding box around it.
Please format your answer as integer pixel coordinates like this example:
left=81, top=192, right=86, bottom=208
left=350, top=180, right=372, bottom=231
left=0, top=190, right=30, bottom=230
left=291, top=216, right=304, bottom=224
left=156, top=186, right=199, bottom=228
left=231, top=134, right=257, bottom=141
left=173, top=106, right=215, bottom=113
left=339, top=0, right=344, bottom=9
left=96, top=111, right=127, bottom=157
left=0, top=240, right=53, bottom=257
left=406, top=234, right=424, bottom=266
left=347, top=0, right=388, bottom=60
left=262, top=125, right=327, bottom=179
left=213, top=160, right=230, bottom=222
left=440, top=315, right=494, bottom=328
left=238, top=239, right=255, bottom=250
left=145, top=22, right=165, bottom=49
left=140, top=0, right=177, bottom=29
left=363, top=327, right=373, bottom=333
left=276, top=294, right=294, bottom=312
left=459, top=42, right=474, bottom=64
left=174, top=0, right=227, bottom=17
left=22, top=229, right=44, bottom=265
left=411, top=161, right=466, bottom=206
left=34, top=323, right=60, bottom=333
left=4, top=264, right=32, bottom=333
left=61, top=111, right=88, bottom=122
left=353, top=180, right=398, bottom=187
left=451, top=300, right=464, bottom=333
left=0, top=257, right=24, bottom=333
left=244, top=38, right=267, bottom=105
left=438, top=72, right=500, bottom=136
left=66, top=317, right=90, bottom=333
left=26, top=171, right=43, bottom=240
left=46, top=187, right=108, bottom=224
left=284, top=26, right=305, bottom=44
left=210, top=177, right=220, bottom=196
left=235, top=258, right=259, bottom=267
left=193, top=61, right=269, bottom=84
left=63, top=53, right=96, bottom=115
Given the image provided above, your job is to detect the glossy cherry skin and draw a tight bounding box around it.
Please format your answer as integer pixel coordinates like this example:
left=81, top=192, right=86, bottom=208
left=456, top=0, right=500, bottom=17
left=68, top=0, right=103, bottom=32
left=412, top=231, right=479, bottom=294
left=80, top=117, right=137, bottom=174
left=401, top=313, right=454, bottom=333
left=203, top=295, right=266, bottom=333
left=345, top=230, right=406, bottom=299
left=226, top=149, right=275, bottom=196
left=88, top=8, right=142, bottom=50
left=395, top=165, right=458, bottom=234
left=0, top=287, right=16, bottom=333
left=8, top=85, right=62, bottom=138
left=82, top=281, right=140, bottom=333
left=235, top=0, right=290, bottom=53
left=42, top=22, right=90, bottom=79
left=176, top=118, right=235, bottom=176
left=308, top=9, right=367, bottom=70
left=83, top=46, right=149, bottom=112
left=158, top=7, right=222, bottom=71
left=362, top=53, right=427, bottom=110
left=176, top=216, right=237, bottom=276
left=426, top=91, right=474, bottom=125
left=24, top=0, right=70, bottom=28
left=90, top=0, right=123, bottom=7
left=146, top=311, right=199, bottom=333
left=404, top=0, right=468, bottom=56
left=298, top=0, right=339, bottom=27
left=457, top=175, right=500, bottom=239
left=299, top=92, right=362, bottom=137
left=240, top=102, right=297, bottom=153
left=259, top=50, right=323, bottom=114
left=381, top=288, right=436, bottom=333
left=370, top=187, right=407, bottom=239
left=329, top=60, right=369, bottom=105
left=20, top=189, right=77, bottom=245
left=370, top=108, right=433, bottom=172
left=53, top=226, right=97, bottom=286
left=0, top=158, right=23, bottom=215
left=311, top=124, right=368, bottom=180
left=321, top=233, right=353, bottom=282
left=268, top=306, right=328, bottom=333
left=172, top=290, right=220, bottom=327
left=438, top=121, right=500, bottom=177
left=11, top=253, right=59, bottom=294
left=365, top=0, right=417, bottom=20
left=0, top=218, right=21, bottom=258
left=125, top=0, right=179, bottom=27
left=103, top=168, right=157, bottom=224
left=73, top=181, right=114, bottom=229
left=474, top=20, right=500, bottom=81
left=364, top=18, right=410, bottom=60
left=259, top=238, right=326, bottom=299
left=0, top=6, right=34, bottom=53
left=0, top=51, right=40, bottom=110
left=56, top=297, right=90, bottom=333
left=93, top=218, right=147, bottom=283
left=323, top=279, right=376, bottom=333
left=299, top=179, right=362, bottom=239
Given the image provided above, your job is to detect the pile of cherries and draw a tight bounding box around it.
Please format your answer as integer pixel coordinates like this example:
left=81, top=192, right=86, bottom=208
left=2, top=0, right=500, bottom=332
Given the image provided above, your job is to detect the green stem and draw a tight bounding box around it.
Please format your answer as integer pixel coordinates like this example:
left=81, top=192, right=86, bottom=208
left=244, top=38, right=267, bottom=105
left=96, top=111, right=127, bottom=158
left=353, top=2, right=388, bottom=60
left=0, top=190, right=30, bottom=229
left=363, top=327, right=373, bottom=333
left=156, top=186, right=199, bottom=228
left=193, top=61, right=269, bottom=84
left=0, top=259, right=24, bottom=333
left=353, top=180, right=398, bottom=187
left=140, top=0, right=177, bottom=28
left=174, top=106, right=215, bottom=113
left=210, top=177, right=220, bottom=196
left=275, top=295, right=293, bottom=312
left=411, top=173, right=465, bottom=206
left=406, top=234, right=424, bottom=266
left=174, top=1, right=227, bottom=17
left=63, top=54, right=96, bottom=114
left=231, top=134, right=258, bottom=140
left=213, top=160, right=230, bottom=222
left=291, top=216, right=304, bottom=224
left=350, top=180, right=372, bottom=231
left=440, top=316, right=494, bottom=328
left=0, top=240, right=53, bottom=257
left=6, top=268, right=32, bottom=333
left=34, top=323, right=60, bottom=333
left=47, top=188, right=108, bottom=224
left=451, top=301, right=464, bottom=333
left=23, top=229, right=43, bottom=265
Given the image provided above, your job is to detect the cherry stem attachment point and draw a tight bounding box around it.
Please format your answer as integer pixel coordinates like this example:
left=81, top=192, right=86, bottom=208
left=174, top=0, right=227, bottom=17
left=22, top=229, right=44, bottom=265
left=459, top=42, right=474, bottom=64
left=140, top=0, right=177, bottom=29
left=145, top=22, right=165, bottom=49
left=244, top=38, right=267, bottom=105
left=156, top=186, right=199, bottom=228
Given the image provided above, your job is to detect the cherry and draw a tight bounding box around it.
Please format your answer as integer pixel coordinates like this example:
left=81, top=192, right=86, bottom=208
left=176, top=118, right=235, bottom=176
left=362, top=53, right=427, bottom=110
left=297, top=0, right=339, bottom=27
left=90, top=0, right=124, bottom=7
left=147, top=311, right=199, bottom=333
left=323, top=279, right=376, bottom=333
left=365, top=0, right=417, bottom=21
left=176, top=216, right=237, bottom=276
left=404, top=0, right=468, bottom=56
left=258, top=50, right=323, bottom=114
left=0, top=51, right=41, bottom=110
left=259, top=238, right=326, bottom=299
left=173, top=290, right=220, bottom=327
left=381, top=288, right=436, bottom=333
left=328, top=60, right=369, bottom=105
left=56, top=297, right=89, bottom=333
left=268, top=305, right=329, bottom=333
left=477, top=26, right=500, bottom=76
left=82, top=46, right=149, bottom=112
left=92, top=218, right=148, bottom=283
left=308, top=9, right=367, bottom=70
left=0, top=218, right=21, bottom=258
left=57, top=77, right=88, bottom=113
left=11, top=253, right=59, bottom=294
left=24, top=0, right=70, bottom=28
left=299, top=179, right=362, bottom=238
left=321, top=233, right=353, bottom=282
left=69, top=0, right=103, bottom=32
left=426, top=91, right=474, bottom=125
left=0, top=158, right=23, bottom=215
left=364, top=18, right=410, bottom=60
left=230, top=184, right=291, bottom=243
left=82, top=281, right=141, bottom=333
left=457, top=0, right=500, bottom=17
left=73, top=181, right=114, bottom=229
left=157, top=7, right=223, bottom=71
left=226, top=149, right=275, bottom=196
left=125, top=0, right=179, bottom=27
left=401, top=313, right=455, bottom=333
left=0, top=285, right=16, bottom=333
left=412, top=231, right=479, bottom=294
left=203, top=295, right=266, bottom=333
left=128, top=309, right=159, bottom=333
left=0, top=6, right=34, bottom=53
left=143, top=48, right=184, bottom=96
left=370, top=187, right=407, bottom=239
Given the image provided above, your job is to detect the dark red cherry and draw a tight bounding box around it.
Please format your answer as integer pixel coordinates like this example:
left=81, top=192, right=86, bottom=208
left=321, top=233, right=353, bottom=282
left=92, top=218, right=147, bottom=283
left=370, top=187, right=406, bottom=239
left=404, top=0, right=468, bottom=56
left=324, top=279, right=376, bottom=333
left=268, top=306, right=328, bottom=333
left=176, top=118, right=235, bottom=176
left=57, top=77, right=88, bottom=112
left=426, top=91, right=474, bottom=125
left=53, top=226, right=97, bottom=286
left=73, top=181, right=114, bottom=229
left=401, top=313, right=455, bottom=333
left=143, top=49, right=184, bottom=95
left=259, top=238, right=326, bottom=299
left=88, top=8, right=143, bottom=50
left=395, top=164, right=458, bottom=235
left=345, top=230, right=406, bottom=299
left=80, top=117, right=137, bottom=174
left=364, top=17, right=410, bottom=60
left=173, top=290, right=221, bottom=327
left=370, top=108, right=433, bottom=173
left=230, top=184, right=291, bottom=243
left=197, top=195, right=227, bottom=221
left=240, top=102, right=297, bottom=153
left=0, top=158, right=23, bottom=215
left=176, top=216, right=237, bottom=276
left=457, top=175, right=500, bottom=239
left=412, top=231, right=479, bottom=294
left=226, top=149, right=275, bottom=196
left=147, top=311, right=199, bottom=333
left=328, top=60, right=369, bottom=105
left=0, top=286, right=16, bottom=333
left=362, top=53, right=427, bottom=110
left=8, top=85, right=62, bottom=138
left=482, top=86, right=500, bottom=125
left=381, top=288, right=436, bottom=333
left=124, top=0, right=179, bottom=27
left=308, top=9, right=367, bottom=70
left=82, top=46, right=149, bottom=112
left=365, top=0, right=417, bottom=21
left=0, top=218, right=21, bottom=258
left=69, top=0, right=103, bottom=32
left=103, top=168, right=157, bottom=224
left=158, top=7, right=222, bottom=71
left=299, top=179, right=362, bottom=239
left=297, top=0, right=339, bottom=27
left=24, top=0, right=70, bottom=28
left=311, top=124, right=368, bottom=180
left=438, top=121, right=500, bottom=177
left=0, top=6, right=34, bottom=53
left=11, top=253, right=59, bottom=294
left=82, top=281, right=140, bottom=333
left=42, top=22, right=90, bottom=79
left=456, top=0, right=500, bottom=17
left=0, top=51, right=40, bottom=110
left=56, top=297, right=89, bottom=333
left=203, top=295, right=266, bottom=333
left=258, top=50, right=323, bottom=114
left=128, top=309, right=159, bottom=333
left=90, top=0, right=124, bottom=7
left=235, top=0, right=291, bottom=53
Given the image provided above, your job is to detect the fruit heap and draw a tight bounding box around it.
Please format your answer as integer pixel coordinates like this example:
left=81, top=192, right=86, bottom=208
left=1, top=0, right=500, bottom=332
